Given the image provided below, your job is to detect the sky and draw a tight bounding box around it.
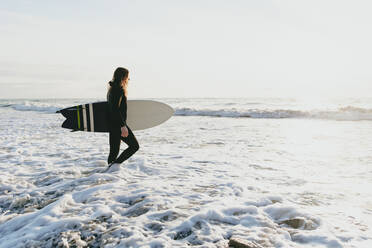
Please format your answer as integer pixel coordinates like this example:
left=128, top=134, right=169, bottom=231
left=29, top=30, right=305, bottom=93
left=0, top=0, right=371, bottom=99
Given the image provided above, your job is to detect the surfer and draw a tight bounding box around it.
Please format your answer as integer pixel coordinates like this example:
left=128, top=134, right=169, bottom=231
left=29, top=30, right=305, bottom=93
left=106, top=67, right=139, bottom=167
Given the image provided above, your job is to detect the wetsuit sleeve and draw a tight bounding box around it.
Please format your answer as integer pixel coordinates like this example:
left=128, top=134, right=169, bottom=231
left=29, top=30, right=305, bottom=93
left=108, top=88, right=126, bottom=127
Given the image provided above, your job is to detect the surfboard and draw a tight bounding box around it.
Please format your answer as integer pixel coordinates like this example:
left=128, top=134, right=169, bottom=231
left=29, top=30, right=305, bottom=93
left=56, top=100, right=174, bottom=132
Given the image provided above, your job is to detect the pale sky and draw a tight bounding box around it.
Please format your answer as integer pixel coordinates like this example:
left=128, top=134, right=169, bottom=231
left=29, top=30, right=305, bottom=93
left=0, top=0, right=371, bottom=99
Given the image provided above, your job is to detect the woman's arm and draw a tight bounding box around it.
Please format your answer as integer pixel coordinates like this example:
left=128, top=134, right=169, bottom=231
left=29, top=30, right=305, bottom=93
left=108, top=88, right=126, bottom=127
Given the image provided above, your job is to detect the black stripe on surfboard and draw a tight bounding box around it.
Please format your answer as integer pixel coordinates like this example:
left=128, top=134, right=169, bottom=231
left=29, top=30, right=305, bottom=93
left=85, top=104, right=91, bottom=132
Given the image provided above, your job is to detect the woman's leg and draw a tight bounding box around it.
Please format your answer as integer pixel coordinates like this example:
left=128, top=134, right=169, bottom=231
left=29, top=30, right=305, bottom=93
left=107, top=127, right=121, bottom=165
left=114, top=126, right=140, bottom=164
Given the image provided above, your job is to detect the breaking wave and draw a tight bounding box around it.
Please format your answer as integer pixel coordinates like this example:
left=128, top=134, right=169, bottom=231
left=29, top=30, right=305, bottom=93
left=1, top=100, right=372, bottom=121
left=175, top=106, right=372, bottom=121
left=1, top=103, right=61, bottom=113
left=0, top=100, right=87, bottom=113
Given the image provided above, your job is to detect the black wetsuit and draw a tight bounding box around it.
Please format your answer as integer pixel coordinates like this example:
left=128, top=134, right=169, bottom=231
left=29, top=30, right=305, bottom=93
left=107, top=85, right=139, bottom=165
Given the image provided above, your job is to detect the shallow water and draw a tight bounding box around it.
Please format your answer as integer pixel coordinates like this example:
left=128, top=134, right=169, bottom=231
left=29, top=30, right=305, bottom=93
left=0, top=98, right=371, bottom=247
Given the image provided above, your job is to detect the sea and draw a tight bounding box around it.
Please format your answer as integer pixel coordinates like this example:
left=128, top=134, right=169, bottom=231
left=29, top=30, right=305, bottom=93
left=0, top=97, right=371, bottom=247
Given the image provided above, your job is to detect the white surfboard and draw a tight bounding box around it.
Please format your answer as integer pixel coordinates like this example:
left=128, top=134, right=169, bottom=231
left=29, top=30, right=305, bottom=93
left=127, top=100, right=174, bottom=131
left=58, top=100, right=174, bottom=132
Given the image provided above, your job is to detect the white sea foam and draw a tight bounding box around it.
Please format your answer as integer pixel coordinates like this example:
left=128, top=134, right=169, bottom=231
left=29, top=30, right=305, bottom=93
left=0, top=98, right=371, bottom=247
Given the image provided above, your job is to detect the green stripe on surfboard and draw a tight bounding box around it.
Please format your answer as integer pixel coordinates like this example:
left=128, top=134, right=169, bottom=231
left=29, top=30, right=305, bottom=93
left=77, top=105, right=81, bottom=129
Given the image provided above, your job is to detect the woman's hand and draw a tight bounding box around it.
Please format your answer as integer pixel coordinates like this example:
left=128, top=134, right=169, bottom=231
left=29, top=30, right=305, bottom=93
left=121, top=126, right=129, bottom=138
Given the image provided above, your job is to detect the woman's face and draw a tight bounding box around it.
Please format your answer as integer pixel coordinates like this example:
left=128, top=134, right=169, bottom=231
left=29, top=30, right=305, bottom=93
left=121, top=73, right=130, bottom=86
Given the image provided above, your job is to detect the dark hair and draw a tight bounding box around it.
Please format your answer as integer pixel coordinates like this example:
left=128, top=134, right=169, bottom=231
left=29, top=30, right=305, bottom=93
left=109, top=67, right=129, bottom=87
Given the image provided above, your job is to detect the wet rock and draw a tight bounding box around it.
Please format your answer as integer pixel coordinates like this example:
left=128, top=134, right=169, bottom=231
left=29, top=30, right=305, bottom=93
left=279, top=218, right=305, bottom=229
left=160, top=211, right=180, bottom=222
left=128, top=196, right=146, bottom=206
left=146, top=222, right=164, bottom=233
left=228, top=237, right=263, bottom=248
left=174, top=228, right=192, bottom=240
left=187, top=235, right=203, bottom=245
left=279, top=217, right=317, bottom=230
left=125, top=206, right=150, bottom=217
left=193, top=221, right=203, bottom=230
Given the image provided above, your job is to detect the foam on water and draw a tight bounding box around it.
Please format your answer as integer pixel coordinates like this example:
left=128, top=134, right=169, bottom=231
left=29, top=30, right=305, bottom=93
left=0, top=98, right=371, bottom=247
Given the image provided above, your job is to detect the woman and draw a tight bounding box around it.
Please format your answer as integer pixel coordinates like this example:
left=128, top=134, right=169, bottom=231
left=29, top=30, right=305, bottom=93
left=106, top=67, right=139, bottom=167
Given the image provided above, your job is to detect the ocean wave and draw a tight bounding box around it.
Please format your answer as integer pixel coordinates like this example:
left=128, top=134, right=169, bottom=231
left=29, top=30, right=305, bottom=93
left=175, top=106, right=372, bottom=121
left=11, top=103, right=60, bottom=113
left=1, top=101, right=372, bottom=121
left=0, top=101, right=65, bottom=113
